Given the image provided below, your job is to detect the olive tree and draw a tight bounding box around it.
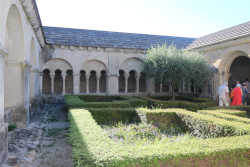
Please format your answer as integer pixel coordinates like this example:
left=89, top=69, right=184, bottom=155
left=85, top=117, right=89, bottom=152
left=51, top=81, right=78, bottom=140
left=142, top=44, right=211, bottom=100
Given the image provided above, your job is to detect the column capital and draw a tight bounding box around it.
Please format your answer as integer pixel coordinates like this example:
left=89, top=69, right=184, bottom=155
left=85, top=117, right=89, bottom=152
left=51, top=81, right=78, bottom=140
left=50, top=73, right=55, bottom=77
left=86, top=74, right=90, bottom=79
left=136, top=74, right=141, bottom=79
left=124, top=74, right=130, bottom=79
left=96, top=74, right=101, bottom=80
left=61, top=73, right=67, bottom=79
left=0, top=45, right=9, bottom=59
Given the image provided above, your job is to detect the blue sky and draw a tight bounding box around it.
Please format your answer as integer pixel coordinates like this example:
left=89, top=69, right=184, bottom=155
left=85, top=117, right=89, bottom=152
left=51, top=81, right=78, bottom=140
left=36, top=0, right=250, bottom=38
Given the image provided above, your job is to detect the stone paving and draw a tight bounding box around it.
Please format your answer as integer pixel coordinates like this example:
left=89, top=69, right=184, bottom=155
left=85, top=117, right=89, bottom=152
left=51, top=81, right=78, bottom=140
left=2, top=103, right=72, bottom=167
left=3, top=123, right=43, bottom=167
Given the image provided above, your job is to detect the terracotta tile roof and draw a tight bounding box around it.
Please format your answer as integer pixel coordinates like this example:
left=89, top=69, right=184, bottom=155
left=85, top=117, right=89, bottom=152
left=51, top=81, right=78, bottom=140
left=187, top=21, right=250, bottom=49
left=43, top=26, right=195, bottom=50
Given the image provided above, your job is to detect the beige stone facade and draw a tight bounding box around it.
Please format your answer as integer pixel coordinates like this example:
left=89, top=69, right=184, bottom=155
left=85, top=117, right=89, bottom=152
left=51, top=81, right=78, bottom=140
left=0, top=0, right=250, bottom=165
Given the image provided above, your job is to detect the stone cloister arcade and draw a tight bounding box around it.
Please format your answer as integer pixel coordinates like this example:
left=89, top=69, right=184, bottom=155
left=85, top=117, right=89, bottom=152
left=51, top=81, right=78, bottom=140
left=41, top=58, right=149, bottom=95
left=40, top=57, right=204, bottom=96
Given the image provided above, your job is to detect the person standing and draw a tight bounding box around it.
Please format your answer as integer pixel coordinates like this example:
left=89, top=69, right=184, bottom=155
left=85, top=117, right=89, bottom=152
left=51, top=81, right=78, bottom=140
left=243, top=78, right=250, bottom=91
left=231, top=84, right=243, bottom=106
left=217, top=82, right=230, bottom=106
left=241, top=83, right=250, bottom=105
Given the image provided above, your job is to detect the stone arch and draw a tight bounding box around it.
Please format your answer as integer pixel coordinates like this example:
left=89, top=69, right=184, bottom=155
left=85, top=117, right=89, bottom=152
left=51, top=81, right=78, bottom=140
left=218, top=51, right=249, bottom=74
left=81, top=59, right=107, bottom=75
left=89, top=70, right=97, bottom=93
left=0, top=1, right=26, bottom=48
left=120, top=57, right=143, bottom=75
left=128, top=70, right=136, bottom=92
left=54, top=70, right=63, bottom=94
left=42, top=58, right=73, bottom=73
left=99, top=70, right=107, bottom=93
left=42, top=69, right=51, bottom=94
left=4, top=4, right=25, bottom=110
left=139, top=72, right=146, bottom=92
left=119, top=70, right=125, bottom=93
left=65, top=70, right=73, bottom=94
left=228, top=56, right=250, bottom=89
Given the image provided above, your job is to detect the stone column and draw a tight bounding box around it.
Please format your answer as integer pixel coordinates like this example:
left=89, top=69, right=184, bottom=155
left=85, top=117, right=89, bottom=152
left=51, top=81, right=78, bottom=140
left=124, top=74, right=129, bottom=93
left=21, top=61, right=32, bottom=127
left=0, top=46, right=8, bottom=167
left=61, top=73, right=67, bottom=94
left=96, top=73, right=101, bottom=94
left=86, top=73, right=90, bottom=94
left=107, top=73, right=119, bottom=95
left=188, top=83, right=191, bottom=92
left=178, top=82, right=181, bottom=92
left=169, top=81, right=172, bottom=92
left=160, top=83, right=163, bottom=93
left=39, top=73, right=43, bottom=94
left=0, top=46, right=8, bottom=124
left=136, top=74, right=141, bottom=93
left=182, top=80, right=185, bottom=92
left=49, top=73, right=55, bottom=94
left=73, top=73, right=80, bottom=94
left=146, top=78, right=155, bottom=94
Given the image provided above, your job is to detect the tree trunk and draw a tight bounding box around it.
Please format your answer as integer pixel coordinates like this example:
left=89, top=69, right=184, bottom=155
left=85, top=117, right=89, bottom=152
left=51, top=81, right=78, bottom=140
left=171, top=81, right=175, bottom=101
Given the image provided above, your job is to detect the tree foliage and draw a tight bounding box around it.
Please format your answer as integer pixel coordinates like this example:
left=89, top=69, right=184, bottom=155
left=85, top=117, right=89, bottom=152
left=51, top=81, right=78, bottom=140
left=142, top=44, right=211, bottom=100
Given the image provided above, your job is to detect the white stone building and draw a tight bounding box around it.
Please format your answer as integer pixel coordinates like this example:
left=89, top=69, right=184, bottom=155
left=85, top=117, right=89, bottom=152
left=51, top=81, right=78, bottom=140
left=0, top=0, right=250, bottom=165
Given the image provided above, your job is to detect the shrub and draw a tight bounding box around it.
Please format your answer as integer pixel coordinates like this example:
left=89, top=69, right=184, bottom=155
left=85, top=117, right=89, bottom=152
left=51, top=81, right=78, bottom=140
left=138, top=96, right=216, bottom=112
left=176, top=109, right=250, bottom=138
left=64, top=95, right=131, bottom=108
left=79, top=95, right=121, bottom=102
left=206, top=106, right=250, bottom=118
left=136, top=108, right=188, bottom=132
left=120, top=96, right=148, bottom=107
left=198, top=110, right=250, bottom=124
left=86, top=108, right=140, bottom=125
left=8, top=123, right=17, bottom=131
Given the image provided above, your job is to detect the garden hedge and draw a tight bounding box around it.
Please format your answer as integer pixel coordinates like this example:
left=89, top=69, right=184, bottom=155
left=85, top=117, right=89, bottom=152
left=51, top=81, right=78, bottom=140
left=138, top=96, right=216, bottom=112
left=207, top=106, right=250, bottom=117
left=198, top=110, right=250, bottom=124
left=68, top=108, right=250, bottom=167
left=85, top=108, right=140, bottom=125
left=175, top=109, right=250, bottom=138
left=136, top=108, right=188, bottom=132
left=64, top=95, right=147, bottom=108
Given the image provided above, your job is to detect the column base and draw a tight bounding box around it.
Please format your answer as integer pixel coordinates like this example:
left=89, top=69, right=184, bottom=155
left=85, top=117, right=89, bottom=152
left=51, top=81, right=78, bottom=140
left=0, top=123, right=8, bottom=166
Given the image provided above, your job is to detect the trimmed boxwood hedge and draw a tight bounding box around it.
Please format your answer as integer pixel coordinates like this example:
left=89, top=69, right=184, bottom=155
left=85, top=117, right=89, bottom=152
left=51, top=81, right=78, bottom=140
left=206, top=106, right=250, bottom=118
left=136, top=108, right=188, bottom=132
left=85, top=108, right=141, bottom=125
left=198, top=110, right=250, bottom=124
left=65, top=95, right=147, bottom=108
left=69, top=108, right=250, bottom=167
left=175, top=109, right=250, bottom=138
left=201, top=108, right=247, bottom=118
left=138, top=96, right=216, bottom=112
